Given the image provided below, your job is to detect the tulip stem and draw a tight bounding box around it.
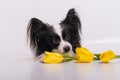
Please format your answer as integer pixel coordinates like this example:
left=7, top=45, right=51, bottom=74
left=94, top=57, right=100, bottom=61
left=62, top=54, right=77, bottom=62
left=94, top=54, right=100, bottom=60
left=62, top=58, right=75, bottom=62
left=115, top=55, right=120, bottom=58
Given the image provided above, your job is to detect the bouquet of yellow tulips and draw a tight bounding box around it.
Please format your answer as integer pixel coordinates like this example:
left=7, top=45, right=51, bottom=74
left=41, top=47, right=120, bottom=64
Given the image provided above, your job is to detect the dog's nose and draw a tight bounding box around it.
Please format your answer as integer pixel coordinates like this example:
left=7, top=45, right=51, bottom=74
left=63, top=46, right=70, bottom=52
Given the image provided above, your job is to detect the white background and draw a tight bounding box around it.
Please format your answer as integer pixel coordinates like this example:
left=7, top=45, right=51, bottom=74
left=0, top=0, right=120, bottom=56
left=0, top=0, right=120, bottom=80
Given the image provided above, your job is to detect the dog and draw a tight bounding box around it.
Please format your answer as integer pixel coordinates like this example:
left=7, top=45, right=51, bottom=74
left=27, top=8, right=81, bottom=59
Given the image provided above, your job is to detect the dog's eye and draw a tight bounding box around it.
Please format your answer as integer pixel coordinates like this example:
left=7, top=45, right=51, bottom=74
left=64, top=34, right=70, bottom=41
left=53, top=38, right=60, bottom=45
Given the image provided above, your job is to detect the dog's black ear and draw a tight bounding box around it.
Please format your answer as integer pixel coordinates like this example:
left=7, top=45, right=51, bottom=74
left=27, top=18, right=48, bottom=34
left=27, top=18, right=48, bottom=49
left=61, top=9, right=82, bottom=49
left=61, top=8, right=81, bottom=31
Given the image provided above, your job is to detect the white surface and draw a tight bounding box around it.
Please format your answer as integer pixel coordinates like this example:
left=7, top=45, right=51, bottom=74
left=0, top=0, right=120, bottom=80
left=1, top=56, right=120, bottom=80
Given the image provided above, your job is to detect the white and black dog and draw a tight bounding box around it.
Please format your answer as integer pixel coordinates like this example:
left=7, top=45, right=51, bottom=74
left=27, top=8, right=81, bottom=58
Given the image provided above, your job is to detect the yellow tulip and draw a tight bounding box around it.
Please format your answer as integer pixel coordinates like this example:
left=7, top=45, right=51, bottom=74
left=75, top=47, right=94, bottom=63
left=43, top=51, right=63, bottom=64
left=100, top=50, right=115, bottom=63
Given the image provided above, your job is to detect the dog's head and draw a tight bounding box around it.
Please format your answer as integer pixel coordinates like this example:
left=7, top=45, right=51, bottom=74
left=27, top=8, right=81, bottom=57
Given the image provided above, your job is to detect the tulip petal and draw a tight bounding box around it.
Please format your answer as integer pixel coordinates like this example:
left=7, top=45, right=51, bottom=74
left=43, top=51, right=63, bottom=64
left=75, top=47, right=94, bottom=63
left=100, top=50, right=115, bottom=63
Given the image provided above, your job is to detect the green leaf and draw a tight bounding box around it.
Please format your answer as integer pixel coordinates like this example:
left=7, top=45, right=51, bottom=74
left=62, top=53, right=77, bottom=62
left=62, top=54, right=76, bottom=59
left=62, top=53, right=70, bottom=58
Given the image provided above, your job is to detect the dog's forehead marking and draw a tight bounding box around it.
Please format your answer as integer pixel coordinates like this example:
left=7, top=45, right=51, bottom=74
left=53, top=24, right=62, bottom=37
